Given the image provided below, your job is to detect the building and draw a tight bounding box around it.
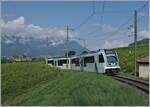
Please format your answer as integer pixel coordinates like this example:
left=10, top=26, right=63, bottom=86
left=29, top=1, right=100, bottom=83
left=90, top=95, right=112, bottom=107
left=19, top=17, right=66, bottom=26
left=137, top=56, right=149, bottom=78
left=12, top=54, right=32, bottom=62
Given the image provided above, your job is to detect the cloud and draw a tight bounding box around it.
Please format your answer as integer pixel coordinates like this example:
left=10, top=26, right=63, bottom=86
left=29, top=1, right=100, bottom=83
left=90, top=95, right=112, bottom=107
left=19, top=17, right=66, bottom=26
left=102, top=30, right=149, bottom=49
left=138, top=30, right=150, bottom=39
left=4, top=39, right=14, bottom=44
left=103, top=40, right=128, bottom=49
left=138, top=12, right=149, bottom=17
left=1, top=16, right=78, bottom=45
left=2, top=16, right=148, bottom=50
left=95, top=23, right=118, bottom=33
left=101, top=24, right=118, bottom=33
left=4, top=16, right=25, bottom=31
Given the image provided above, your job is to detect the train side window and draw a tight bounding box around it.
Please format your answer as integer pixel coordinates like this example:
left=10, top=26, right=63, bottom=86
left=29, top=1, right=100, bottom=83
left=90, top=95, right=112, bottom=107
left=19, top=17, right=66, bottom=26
left=72, top=58, right=80, bottom=66
left=84, top=56, right=94, bottom=66
left=58, top=59, right=67, bottom=66
left=99, top=54, right=104, bottom=63
left=48, top=60, right=54, bottom=65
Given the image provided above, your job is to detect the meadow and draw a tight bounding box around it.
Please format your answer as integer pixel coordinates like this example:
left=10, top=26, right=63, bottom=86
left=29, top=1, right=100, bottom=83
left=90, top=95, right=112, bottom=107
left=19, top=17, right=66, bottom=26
left=1, top=62, right=146, bottom=106
left=1, top=62, right=62, bottom=104
left=115, top=43, right=149, bottom=74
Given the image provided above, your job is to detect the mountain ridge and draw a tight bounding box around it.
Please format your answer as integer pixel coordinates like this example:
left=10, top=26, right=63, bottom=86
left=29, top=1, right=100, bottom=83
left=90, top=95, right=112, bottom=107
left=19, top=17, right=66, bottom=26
left=2, top=39, right=87, bottom=58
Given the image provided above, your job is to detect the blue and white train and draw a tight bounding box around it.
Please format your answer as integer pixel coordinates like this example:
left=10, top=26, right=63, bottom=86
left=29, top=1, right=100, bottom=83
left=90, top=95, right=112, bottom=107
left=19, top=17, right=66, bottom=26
left=47, top=49, right=120, bottom=74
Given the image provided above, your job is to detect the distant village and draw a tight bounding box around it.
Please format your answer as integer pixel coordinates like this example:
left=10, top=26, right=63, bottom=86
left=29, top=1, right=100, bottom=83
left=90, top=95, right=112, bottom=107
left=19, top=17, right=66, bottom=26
left=2, top=54, right=32, bottom=63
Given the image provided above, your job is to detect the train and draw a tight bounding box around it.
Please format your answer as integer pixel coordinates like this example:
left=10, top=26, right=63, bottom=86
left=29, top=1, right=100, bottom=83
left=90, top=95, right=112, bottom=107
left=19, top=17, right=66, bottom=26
left=47, top=49, right=120, bottom=74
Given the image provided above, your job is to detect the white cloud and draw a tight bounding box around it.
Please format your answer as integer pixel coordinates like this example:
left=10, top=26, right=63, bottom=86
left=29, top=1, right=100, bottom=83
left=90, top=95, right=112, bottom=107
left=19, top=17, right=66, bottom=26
left=101, top=24, right=117, bottom=33
left=138, top=30, right=150, bottom=39
left=1, top=16, right=78, bottom=45
left=2, top=16, right=148, bottom=50
left=95, top=23, right=118, bottom=33
left=138, top=12, right=149, bottom=17
left=101, top=30, right=149, bottom=49
left=4, top=16, right=25, bottom=30
left=87, top=22, right=149, bottom=50
left=4, top=39, right=14, bottom=44
left=103, top=40, right=128, bottom=49
left=26, top=24, right=43, bottom=33
left=13, top=16, right=24, bottom=25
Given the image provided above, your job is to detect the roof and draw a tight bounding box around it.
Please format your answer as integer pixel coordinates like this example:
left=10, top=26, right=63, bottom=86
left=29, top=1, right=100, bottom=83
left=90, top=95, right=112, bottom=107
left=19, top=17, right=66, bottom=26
left=80, top=49, right=106, bottom=55
left=48, top=49, right=115, bottom=59
left=137, top=56, right=149, bottom=64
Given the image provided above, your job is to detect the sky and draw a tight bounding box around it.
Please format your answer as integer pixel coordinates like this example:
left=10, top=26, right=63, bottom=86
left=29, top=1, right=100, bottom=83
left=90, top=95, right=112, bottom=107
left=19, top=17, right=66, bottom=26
left=1, top=1, right=149, bottom=50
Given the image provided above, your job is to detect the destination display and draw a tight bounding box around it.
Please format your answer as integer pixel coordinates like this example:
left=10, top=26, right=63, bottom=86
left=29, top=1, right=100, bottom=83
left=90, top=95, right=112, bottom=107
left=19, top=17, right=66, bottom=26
left=105, top=50, right=116, bottom=55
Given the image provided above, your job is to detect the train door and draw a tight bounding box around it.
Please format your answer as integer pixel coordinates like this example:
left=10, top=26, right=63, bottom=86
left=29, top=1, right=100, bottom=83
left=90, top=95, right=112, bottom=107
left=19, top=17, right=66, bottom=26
left=98, top=54, right=105, bottom=73
left=94, top=55, right=99, bottom=73
left=54, top=59, right=57, bottom=67
left=80, top=57, right=84, bottom=72
left=70, top=58, right=72, bottom=69
left=68, top=58, right=71, bottom=69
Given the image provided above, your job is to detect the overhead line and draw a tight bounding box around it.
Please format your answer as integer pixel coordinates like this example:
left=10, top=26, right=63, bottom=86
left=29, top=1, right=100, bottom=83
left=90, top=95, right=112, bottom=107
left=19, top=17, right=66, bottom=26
left=73, top=2, right=148, bottom=42
left=92, top=1, right=96, bottom=14
left=73, top=13, right=95, bottom=30
left=100, top=1, right=105, bottom=25
left=77, top=2, right=105, bottom=38
left=137, top=2, right=148, bottom=12
left=103, top=2, right=148, bottom=37
left=73, top=1, right=96, bottom=31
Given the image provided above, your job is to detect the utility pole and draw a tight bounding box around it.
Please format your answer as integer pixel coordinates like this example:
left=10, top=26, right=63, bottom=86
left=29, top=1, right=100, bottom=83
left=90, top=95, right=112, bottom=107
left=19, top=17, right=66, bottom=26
left=134, top=10, right=137, bottom=76
left=83, top=39, right=86, bottom=50
left=46, top=36, right=49, bottom=64
left=66, top=25, right=69, bottom=69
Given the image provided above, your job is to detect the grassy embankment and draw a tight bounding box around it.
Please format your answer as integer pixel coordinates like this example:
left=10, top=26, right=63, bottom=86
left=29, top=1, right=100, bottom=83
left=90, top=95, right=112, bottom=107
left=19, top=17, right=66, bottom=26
left=115, top=43, right=149, bottom=74
left=2, top=62, right=145, bottom=106
left=1, top=62, right=62, bottom=104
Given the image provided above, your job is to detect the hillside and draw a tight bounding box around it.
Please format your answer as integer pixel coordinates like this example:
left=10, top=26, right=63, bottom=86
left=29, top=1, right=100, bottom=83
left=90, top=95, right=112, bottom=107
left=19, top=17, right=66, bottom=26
left=2, top=62, right=145, bottom=106
left=129, top=38, right=149, bottom=46
left=115, top=43, right=149, bottom=74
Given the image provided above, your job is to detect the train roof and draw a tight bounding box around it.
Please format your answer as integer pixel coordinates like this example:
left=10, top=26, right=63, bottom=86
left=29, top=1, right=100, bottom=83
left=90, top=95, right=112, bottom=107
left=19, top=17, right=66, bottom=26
left=80, top=49, right=113, bottom=55
left=48, top=49, right=116, bottom=60
left=48, top=56, right=66, bottom=59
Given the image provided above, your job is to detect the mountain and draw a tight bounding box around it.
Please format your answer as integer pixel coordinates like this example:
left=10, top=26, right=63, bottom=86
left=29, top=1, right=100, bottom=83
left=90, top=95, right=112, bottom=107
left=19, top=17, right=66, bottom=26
left=129, top=38, right=149, bottom=46
left=1, top=39, right=88, bottom=58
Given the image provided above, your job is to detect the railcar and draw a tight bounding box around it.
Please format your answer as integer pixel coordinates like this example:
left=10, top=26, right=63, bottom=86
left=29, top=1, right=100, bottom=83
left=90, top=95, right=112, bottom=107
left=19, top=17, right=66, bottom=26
left=70, top=56, right=81, bottom=71
left=47, top=49, right=120, bottom=74
left=47, top=57, right=71, bottom=69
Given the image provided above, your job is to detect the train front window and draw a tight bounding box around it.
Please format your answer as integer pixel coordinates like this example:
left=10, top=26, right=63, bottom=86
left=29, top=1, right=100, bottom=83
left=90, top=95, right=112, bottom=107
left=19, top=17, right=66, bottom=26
left=107, top=56, right=117, bottom=65
left=99, top=54, right=104, bottom=63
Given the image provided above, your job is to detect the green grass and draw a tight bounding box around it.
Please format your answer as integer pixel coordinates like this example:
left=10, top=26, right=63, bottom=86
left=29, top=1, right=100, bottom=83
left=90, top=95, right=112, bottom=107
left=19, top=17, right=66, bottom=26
left=115, top=43, right=149, bottom=74
left=1, top=62, right=62, bottom=104
left=2, top=62, right=146, bottom=106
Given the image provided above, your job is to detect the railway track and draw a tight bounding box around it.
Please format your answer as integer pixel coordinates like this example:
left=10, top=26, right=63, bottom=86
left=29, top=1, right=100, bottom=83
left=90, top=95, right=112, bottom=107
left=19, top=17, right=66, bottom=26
left=111, top=74, right=149, bottom=94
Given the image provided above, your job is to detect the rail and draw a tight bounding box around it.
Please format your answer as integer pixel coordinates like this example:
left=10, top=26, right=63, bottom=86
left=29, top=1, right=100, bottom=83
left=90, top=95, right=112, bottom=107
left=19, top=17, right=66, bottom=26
left=111, top=74, right=149, bottom=94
